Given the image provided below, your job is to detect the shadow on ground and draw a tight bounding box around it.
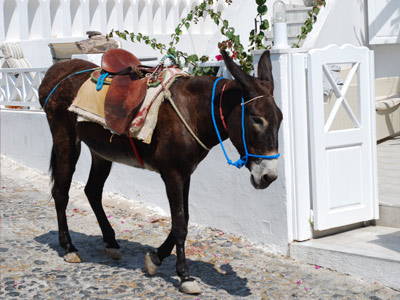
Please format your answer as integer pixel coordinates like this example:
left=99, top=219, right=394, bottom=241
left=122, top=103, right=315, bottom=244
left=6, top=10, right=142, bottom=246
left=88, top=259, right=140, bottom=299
left=35, top=230, right=251, bottom=297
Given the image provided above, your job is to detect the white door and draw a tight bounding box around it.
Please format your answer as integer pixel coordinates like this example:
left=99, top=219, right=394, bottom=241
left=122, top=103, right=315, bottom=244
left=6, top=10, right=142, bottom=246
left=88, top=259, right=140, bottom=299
left=307, top=44, right=379, bottom=231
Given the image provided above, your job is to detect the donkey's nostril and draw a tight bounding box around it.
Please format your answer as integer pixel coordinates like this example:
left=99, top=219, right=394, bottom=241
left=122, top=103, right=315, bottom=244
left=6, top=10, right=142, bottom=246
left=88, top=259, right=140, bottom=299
left=263, top=173, right=277, bottom=184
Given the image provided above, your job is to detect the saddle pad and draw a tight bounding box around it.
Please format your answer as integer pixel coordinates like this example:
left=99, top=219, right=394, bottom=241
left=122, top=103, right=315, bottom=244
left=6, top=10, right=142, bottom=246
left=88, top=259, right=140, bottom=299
left=129, top=67, right=187, bottom=143
left=68, top=77, right=109, bottom=126
left=68, top=68, right=188, bottom=143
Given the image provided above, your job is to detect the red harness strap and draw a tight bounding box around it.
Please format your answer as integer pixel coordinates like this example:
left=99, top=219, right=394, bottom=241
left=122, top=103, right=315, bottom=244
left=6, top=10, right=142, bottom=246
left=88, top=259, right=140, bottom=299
left=219, top=84, right=228, bottom=131
left=129, top=136, right=144, bottom=167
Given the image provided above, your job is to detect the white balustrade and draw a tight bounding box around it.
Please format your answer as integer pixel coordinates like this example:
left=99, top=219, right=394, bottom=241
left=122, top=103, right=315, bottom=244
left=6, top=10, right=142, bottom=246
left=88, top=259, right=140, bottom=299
left=1, top=0, right=229, bottom=41
left=0, top=67, right=47, bottom=110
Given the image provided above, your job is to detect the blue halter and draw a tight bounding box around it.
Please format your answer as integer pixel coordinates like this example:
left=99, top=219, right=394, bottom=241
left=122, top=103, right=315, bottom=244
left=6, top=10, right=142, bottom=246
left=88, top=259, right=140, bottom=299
left=211, top=77, right=280, bottom=169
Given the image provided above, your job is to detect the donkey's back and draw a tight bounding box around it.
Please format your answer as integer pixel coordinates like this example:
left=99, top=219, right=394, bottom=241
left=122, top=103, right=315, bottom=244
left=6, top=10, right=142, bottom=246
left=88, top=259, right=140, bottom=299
left=39, top=59, right=98, bottom=110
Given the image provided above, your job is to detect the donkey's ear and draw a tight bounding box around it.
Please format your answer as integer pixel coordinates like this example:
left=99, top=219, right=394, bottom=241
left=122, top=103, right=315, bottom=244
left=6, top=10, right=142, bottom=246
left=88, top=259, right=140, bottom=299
left=221, top=50, right=253, bottom=88
left=257, top=50, right=273, bottom=83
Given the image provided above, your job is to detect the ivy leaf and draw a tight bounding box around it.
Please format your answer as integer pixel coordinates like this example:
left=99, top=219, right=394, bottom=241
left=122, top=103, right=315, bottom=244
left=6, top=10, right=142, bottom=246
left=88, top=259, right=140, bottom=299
left=185, top=22, right=190, bottom=30
left=257, top=5, right=267, bottom=15
left=200, top=55, right=209, bottom=62
left=226, top=31, right=234, bottom=39
left=188, top=54, right=199, bottom=61
left=256, top=0, right=266, bottom=5
left=260, top=19, right=269, bottom=30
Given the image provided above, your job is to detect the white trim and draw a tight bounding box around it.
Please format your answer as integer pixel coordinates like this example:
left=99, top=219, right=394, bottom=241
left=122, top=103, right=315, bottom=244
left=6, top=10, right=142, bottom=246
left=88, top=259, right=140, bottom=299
left=290, top=52, right=312, bottom=241
left=367, top=0, right=400, bottom=45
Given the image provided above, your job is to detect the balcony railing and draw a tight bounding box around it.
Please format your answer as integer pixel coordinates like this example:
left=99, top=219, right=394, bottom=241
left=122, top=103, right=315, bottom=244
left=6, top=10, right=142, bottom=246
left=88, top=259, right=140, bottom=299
left=1, top=0, right=228, bottom=41
left=0, top=68, right=48, bottom=110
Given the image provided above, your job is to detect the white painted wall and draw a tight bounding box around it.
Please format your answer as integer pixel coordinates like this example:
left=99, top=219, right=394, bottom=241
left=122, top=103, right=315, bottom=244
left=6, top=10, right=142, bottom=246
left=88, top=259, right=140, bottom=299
left=304, top=0, right=400, bottom=78
left=0, top=109, right=290, bottom=254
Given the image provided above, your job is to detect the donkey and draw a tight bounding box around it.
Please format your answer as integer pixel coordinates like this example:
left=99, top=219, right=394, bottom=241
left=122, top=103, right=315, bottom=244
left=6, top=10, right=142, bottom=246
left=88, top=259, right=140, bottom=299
left=38, top=50, right=282, bottom=294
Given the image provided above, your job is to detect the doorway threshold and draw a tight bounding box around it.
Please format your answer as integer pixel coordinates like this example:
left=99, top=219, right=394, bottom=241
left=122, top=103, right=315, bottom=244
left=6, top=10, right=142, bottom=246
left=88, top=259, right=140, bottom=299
left=290, top=226, right=400, bottom=290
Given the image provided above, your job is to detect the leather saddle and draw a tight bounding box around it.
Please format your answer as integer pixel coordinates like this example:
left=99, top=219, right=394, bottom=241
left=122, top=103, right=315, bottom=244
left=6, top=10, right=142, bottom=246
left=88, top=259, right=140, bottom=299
left=97, top=48, right=155, bottom=135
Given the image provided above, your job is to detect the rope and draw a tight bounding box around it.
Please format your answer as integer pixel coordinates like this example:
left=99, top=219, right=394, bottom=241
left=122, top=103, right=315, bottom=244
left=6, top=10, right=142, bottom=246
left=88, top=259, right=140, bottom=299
left=159, top=77, right=210, bottom=151
left=242, top=95, right=263, bottom=106
left=96, top=72, right=109, bottom=91
left=43, top=68, right=98, bottom=109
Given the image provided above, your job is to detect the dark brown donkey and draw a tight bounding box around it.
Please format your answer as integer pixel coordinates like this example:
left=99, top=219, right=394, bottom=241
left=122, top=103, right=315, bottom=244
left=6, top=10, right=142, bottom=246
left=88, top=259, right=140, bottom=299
left=38, top=50, right=282, bottom=294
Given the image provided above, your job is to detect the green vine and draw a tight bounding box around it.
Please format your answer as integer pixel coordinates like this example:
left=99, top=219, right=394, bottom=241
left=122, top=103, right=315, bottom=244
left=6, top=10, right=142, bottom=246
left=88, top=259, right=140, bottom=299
left=109, top=0, right=251, bottom=75
left=108, top=0, right=325, bottom=74
left=293, top=0, right=326, bottom=48
left=249, top=0, right=270, bottom=51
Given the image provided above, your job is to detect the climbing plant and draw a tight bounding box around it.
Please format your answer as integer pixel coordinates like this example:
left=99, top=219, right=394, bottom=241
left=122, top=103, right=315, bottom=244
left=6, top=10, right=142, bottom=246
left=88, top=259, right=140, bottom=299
left=108, top=0, right=325, bottom=74
left=293, top=0, right=326, bottom=48
left=249, top=0, right=270, bottom=51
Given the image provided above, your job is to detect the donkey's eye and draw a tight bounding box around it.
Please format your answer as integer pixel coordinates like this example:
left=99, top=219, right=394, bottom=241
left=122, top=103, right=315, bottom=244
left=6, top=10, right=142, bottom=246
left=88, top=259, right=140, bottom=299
left=250, top=116, right=267, bottom=127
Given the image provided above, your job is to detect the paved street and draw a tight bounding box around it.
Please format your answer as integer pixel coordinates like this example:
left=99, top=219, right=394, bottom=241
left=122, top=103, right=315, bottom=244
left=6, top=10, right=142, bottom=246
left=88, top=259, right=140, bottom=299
left=1, top=156, right=399, bottom=299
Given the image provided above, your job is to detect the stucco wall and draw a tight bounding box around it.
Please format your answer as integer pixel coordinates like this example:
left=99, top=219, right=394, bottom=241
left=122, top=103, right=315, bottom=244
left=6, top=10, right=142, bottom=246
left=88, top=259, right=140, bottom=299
left=308, top=0, right=400, bottom=78
left=1, top=109, right=290, bottom=254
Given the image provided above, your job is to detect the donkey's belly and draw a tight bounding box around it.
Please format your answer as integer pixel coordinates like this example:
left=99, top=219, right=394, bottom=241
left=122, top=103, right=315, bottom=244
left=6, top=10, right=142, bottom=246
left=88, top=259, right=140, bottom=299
left=76, top=121, right=158, bottom=172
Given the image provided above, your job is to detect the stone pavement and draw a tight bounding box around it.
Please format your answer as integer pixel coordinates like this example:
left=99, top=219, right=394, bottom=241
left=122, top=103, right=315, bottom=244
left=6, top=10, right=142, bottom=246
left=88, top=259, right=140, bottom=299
left=1, top=156, right=399, bottom=300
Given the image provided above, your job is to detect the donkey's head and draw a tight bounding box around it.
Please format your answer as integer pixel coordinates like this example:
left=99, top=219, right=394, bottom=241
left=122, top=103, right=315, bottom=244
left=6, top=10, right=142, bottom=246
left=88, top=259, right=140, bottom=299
left=222, top=50, right=283, bottom=189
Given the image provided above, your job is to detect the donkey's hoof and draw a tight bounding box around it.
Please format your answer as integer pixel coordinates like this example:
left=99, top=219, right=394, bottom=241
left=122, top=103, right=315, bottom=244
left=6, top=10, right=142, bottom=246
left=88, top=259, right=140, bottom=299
left=64, top=252, right=82, bottom=263
left=105, top=248, right=122, bottom=260
left=179, top=278, right=201, bottom=294
left=145, top=252, right=160, bottom=276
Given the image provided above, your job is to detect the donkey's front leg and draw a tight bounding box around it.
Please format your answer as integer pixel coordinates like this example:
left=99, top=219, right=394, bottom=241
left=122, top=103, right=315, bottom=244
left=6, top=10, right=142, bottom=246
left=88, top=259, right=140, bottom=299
left=145, top=173, right=200, bottom=294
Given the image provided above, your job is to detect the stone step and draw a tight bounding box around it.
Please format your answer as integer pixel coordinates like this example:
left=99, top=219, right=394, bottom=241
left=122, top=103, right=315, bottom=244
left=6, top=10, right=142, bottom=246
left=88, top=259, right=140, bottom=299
left=263, top=6, right=312, bottom=47
left=286, top=6, right=312, bottom=23
left=377, top=135, right=400, bottom=229
left=290, top=226, right=400, bottom=290
left=265, top=22, right=305, bottom=39
left=376, top=203, right=400, bottom=228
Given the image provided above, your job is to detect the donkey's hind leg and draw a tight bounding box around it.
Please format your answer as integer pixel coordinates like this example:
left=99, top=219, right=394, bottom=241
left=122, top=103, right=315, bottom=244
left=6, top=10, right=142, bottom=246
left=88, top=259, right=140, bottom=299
left=50, top=138, right=82, bottom=263
left=84, top=151, right=121, bottom=260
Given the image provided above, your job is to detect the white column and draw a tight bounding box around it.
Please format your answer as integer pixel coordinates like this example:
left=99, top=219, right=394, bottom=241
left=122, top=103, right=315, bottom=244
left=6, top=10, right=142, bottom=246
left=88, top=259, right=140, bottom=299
left=18, top=0, right=30, bottom=40
left=40, top=0, right=52, bottom=38
left=98, top=0, right=107, bottom=35
left=0, top=0, right=5, bottom=41
left=146, top=0, right=153, bottom=35
left=116, top=0, right=125, bottom=32
left=253, top=48, right=312, bottom=242
left=61, top=0, right=72, bottom=37
left=80, top=0, right=90, bottom=36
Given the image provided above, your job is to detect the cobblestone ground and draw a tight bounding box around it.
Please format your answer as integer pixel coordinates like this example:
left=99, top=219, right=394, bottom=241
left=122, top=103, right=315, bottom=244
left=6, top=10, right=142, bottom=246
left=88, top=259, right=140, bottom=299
left=1, top=156, right=399, bottom=300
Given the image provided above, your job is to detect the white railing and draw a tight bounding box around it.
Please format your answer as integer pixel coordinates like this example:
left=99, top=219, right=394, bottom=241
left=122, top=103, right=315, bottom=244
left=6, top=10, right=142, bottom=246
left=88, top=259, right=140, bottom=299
left=0, top=68, right=48, bottom=110
left=1, top=0, right=229, bottom=41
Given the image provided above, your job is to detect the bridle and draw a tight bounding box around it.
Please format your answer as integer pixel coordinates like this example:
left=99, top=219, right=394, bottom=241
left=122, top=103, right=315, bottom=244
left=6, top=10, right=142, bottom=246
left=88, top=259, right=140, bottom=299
left=211, top=77, right=280, bottom=169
